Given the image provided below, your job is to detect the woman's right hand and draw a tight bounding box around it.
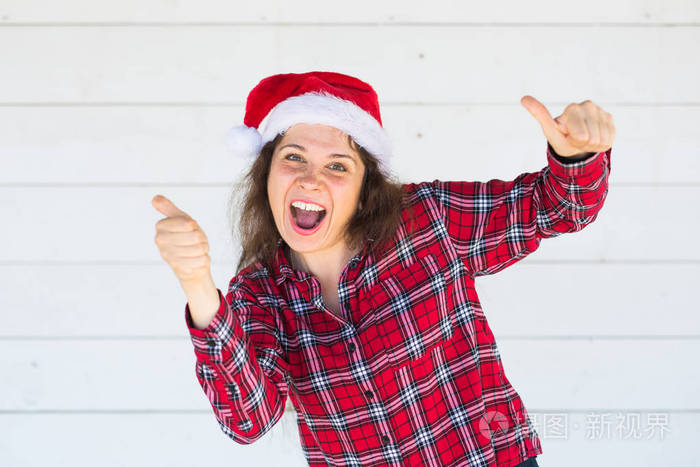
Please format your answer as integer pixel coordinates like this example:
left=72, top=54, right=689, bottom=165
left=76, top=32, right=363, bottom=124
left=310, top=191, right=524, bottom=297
left=152, top=194, right=213, bottom=284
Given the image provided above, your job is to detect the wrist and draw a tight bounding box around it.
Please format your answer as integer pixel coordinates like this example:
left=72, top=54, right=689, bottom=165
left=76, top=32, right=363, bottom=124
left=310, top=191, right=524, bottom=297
left=548, top=143, right=596, bottom=163
left=180, top=273, right=218, bottom=304
left=182, top=275, right=221, bottom=331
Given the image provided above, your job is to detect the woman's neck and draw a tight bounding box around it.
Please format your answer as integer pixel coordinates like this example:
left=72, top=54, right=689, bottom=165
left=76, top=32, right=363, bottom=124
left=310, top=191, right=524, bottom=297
left=286, top=242, right=361, bottom=279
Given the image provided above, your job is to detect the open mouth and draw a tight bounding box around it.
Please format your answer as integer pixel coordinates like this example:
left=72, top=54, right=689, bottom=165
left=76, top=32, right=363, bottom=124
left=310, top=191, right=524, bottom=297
left=290, top=205, right=327, bottom=231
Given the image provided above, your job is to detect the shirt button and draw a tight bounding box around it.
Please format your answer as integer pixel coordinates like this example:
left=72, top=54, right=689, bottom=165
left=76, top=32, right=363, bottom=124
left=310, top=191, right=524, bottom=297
left=364, top=390, right=374, bottom=399
left=348, top=342, right=356, bottom=352
left=381, top=434, right=390, bottom=444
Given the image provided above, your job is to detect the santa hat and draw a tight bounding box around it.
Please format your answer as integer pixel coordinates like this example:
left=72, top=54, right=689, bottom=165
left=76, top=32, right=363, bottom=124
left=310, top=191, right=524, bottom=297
left=226, top=71, right=393, bottom=176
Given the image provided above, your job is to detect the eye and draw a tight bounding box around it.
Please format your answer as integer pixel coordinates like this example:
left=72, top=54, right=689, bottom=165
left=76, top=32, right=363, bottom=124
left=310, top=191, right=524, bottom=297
left=284, top=154, right=347, bottom=172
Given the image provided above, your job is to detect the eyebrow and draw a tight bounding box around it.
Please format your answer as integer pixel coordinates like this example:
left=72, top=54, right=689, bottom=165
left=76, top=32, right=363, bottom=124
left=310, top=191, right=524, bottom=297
left=278, top=143, right=356, bottom=163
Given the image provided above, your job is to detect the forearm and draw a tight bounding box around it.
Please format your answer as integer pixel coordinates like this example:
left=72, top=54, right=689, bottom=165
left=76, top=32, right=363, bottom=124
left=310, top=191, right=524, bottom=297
left=181, top=274, right=221, bottom=330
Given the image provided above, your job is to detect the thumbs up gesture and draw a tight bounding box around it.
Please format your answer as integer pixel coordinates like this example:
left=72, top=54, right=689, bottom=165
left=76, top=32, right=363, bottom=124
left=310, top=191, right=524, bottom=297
left=520, top=96, right=616, bottom=157
left=152, top=194, right=212, bottom=284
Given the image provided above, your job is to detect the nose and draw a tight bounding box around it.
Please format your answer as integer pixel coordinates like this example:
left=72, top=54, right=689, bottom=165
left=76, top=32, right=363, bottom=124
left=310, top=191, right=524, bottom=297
left=297, top=167, right=322, bottom=189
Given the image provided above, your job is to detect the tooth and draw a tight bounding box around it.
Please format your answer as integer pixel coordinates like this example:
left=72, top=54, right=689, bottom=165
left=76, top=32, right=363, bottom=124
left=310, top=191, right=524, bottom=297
left=292, top=201, right=324, bottom=211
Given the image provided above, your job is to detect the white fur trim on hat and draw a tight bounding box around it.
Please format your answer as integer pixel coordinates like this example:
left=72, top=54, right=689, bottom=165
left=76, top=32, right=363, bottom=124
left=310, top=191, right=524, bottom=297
left=259, top=91, right=393, bottom=175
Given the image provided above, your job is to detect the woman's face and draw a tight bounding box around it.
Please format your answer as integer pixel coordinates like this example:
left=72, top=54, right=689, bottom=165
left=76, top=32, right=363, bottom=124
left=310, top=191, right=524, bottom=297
left=267, top=123, right=366, bottom=255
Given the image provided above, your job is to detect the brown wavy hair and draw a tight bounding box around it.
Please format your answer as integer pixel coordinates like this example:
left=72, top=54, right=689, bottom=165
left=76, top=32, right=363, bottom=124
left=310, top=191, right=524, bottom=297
left=227, top=131, right=418, bottom=274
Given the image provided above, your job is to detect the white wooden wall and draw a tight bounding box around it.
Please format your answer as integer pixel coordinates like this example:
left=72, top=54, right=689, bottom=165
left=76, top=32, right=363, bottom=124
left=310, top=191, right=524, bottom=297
left=1, top=1, right=698, bottom=466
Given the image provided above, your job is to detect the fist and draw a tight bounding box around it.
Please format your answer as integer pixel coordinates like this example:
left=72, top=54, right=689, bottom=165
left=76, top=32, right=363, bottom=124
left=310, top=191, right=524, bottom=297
left=152, top=194, right=212, bottom=284
left=521, top=96, right=616, bottom=157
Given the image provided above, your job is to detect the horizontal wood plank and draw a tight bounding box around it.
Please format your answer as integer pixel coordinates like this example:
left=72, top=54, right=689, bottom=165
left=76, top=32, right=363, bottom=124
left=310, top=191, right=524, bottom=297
left=0, top=105, right=696, bottom=184
left=1, top=0, right=697, bottom=23
left=0, top=410, right=308, bottom=466
left=0, top=27, right=697, bottom=103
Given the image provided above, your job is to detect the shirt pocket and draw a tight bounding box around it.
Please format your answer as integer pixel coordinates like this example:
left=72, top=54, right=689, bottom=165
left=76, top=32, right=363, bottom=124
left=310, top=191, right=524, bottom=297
left=369, top=252, right=454, bottom=370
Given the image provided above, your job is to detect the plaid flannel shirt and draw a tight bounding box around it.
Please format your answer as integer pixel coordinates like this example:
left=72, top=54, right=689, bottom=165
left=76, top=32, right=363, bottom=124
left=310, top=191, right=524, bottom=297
left=185, top=143, right=612, bottom=466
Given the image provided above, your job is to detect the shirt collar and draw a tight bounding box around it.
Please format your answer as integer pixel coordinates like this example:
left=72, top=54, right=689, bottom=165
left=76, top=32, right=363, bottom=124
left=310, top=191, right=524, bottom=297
left=272, top=236, right=372, bottom=286
left=273, top=237, right=297, bottom=285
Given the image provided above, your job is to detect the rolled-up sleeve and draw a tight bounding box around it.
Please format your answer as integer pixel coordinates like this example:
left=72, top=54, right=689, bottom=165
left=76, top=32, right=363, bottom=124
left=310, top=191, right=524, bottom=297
left=185, top=275, right=288, bottom=444
left=431, top=142, right=612, bottom=277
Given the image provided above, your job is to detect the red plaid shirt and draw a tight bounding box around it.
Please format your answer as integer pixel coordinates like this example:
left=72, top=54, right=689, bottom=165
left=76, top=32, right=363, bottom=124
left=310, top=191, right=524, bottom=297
left=185, top=143, right=612, bottom=466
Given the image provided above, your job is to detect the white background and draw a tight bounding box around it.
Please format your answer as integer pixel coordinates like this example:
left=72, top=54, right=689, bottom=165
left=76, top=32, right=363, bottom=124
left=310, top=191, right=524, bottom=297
left=1, top=1, right=698, bottom=466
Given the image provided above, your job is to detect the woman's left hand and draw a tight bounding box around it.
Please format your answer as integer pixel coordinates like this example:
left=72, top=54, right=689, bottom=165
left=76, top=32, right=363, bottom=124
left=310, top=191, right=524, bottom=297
left=520, top=95, right=616, bottom=157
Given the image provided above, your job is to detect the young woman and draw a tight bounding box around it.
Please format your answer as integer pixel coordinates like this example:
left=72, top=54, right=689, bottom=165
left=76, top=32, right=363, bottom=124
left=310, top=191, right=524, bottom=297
left=152, top=71, right=614, bottom=466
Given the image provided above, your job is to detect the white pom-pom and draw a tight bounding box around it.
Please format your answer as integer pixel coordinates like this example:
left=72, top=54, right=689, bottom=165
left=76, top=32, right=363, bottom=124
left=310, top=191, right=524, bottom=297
left=226, top=125, right=262, bottom=160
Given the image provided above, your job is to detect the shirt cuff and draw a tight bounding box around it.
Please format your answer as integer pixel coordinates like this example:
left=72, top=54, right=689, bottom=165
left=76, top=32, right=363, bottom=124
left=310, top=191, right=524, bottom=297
left=546, top=142, right=610, bottom=181
left=185, top=288, right=239, bottom=364
left=551, top=147, right=596, bottom=164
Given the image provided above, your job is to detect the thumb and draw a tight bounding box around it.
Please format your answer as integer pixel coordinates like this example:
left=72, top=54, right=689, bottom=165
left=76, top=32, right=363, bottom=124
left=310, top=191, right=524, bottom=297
left=152, top=194, right=191, bottom=219
left=520, top=95, right=568, bottom=146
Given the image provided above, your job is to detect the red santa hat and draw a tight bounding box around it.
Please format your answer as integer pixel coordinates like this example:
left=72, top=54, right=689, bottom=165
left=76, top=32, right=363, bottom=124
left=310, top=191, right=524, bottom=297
left=226, top=71, right=393, bottom=176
